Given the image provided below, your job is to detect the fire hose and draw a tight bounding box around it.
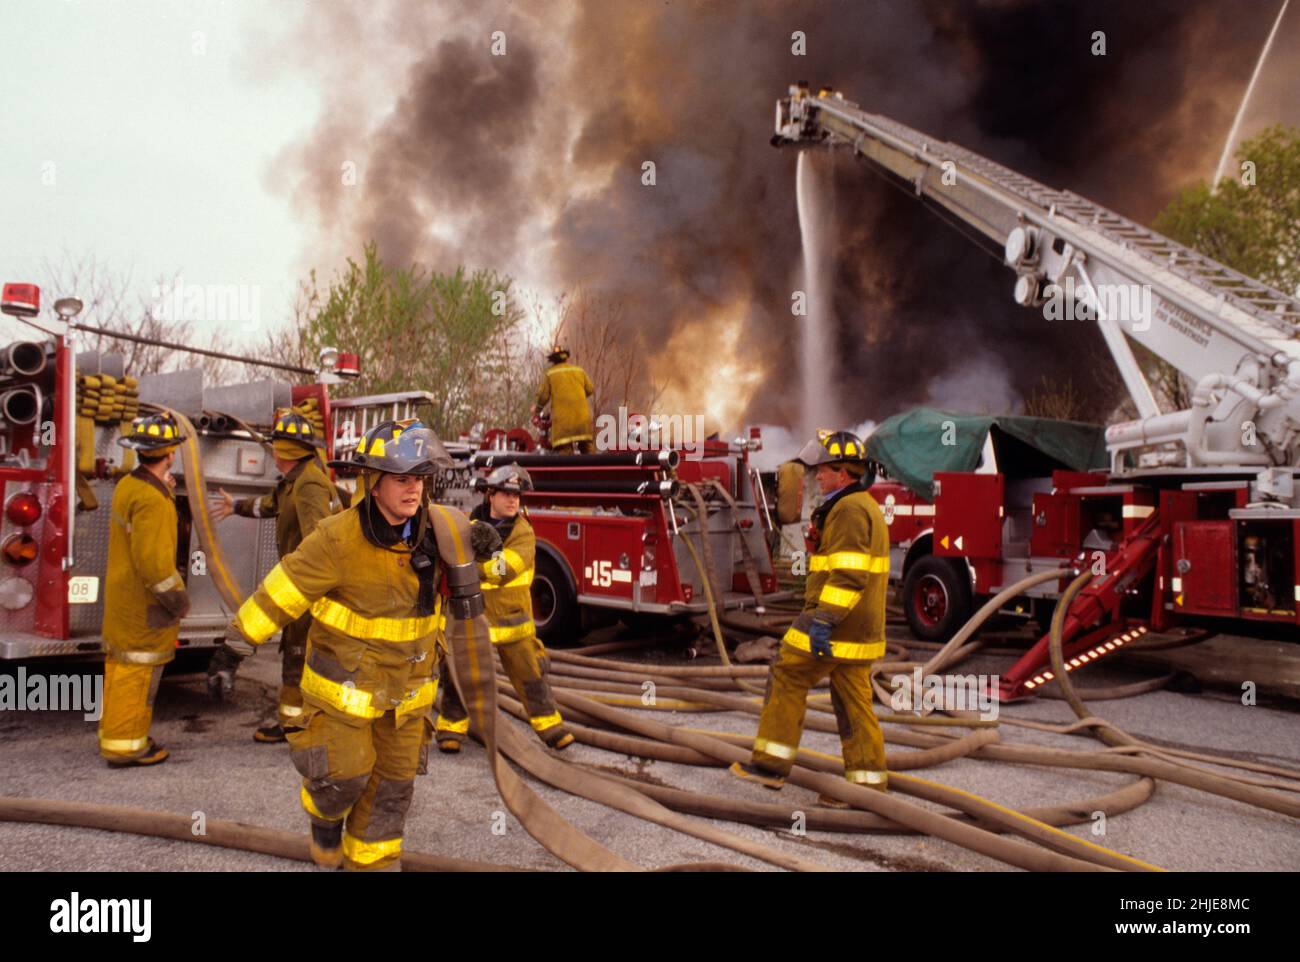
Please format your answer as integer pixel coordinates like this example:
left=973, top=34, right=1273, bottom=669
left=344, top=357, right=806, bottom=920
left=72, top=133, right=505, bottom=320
left=5, top=454, right=1298, bottom=869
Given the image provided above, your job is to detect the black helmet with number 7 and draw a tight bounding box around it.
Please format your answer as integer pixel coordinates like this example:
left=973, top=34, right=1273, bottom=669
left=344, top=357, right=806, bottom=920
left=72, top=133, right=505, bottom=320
left=328, top=419, right=452, bottom=475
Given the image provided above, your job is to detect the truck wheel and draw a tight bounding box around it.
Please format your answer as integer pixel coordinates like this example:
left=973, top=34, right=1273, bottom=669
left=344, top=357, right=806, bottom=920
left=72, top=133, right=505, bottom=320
left=532, top=554, right=581, bottom=646
left=903, top=555, right=973, bottom=642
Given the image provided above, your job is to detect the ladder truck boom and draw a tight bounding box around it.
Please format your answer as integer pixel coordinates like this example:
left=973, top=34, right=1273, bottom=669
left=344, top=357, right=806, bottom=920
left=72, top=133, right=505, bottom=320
left=775, top=85, right=1300, bottom=484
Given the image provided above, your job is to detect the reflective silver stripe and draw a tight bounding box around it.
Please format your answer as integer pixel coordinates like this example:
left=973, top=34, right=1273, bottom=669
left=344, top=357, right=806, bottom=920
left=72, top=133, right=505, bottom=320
left=845, top=769, right=888, bottom=785
left=151, top=572, right=183, bottom=594
left=753, top=738, right=797, bottom=760
left=280, top=704, right=305, bottom=718
left=112, top=649, right=172, bottom=666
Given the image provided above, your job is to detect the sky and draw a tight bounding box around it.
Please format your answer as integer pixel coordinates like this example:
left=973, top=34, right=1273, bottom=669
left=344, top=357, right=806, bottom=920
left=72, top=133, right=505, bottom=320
left=0, top=0, right=317, bottom=344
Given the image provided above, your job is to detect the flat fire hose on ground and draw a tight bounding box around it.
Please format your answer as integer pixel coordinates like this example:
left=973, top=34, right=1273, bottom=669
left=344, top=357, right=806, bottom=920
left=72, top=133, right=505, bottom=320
left=6, top=425, right=1297, bottom=869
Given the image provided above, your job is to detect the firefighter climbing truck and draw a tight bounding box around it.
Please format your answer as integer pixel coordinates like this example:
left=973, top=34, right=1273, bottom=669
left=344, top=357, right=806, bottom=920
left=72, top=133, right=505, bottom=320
left=330, top=400, right=779, bottom=643
left=775, top=84, right=1300, bottom=699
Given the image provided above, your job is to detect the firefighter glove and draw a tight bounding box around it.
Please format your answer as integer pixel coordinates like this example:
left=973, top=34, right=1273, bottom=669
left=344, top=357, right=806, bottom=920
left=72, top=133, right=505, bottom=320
left=206, top=631, right=253, bottom=700
left=469, top=519, right=502, bottom=562
left=808, top=619, right=834, bottom=659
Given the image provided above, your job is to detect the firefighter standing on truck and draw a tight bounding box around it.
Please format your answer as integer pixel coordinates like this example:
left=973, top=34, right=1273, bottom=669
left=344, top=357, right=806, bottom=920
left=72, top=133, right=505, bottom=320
left=434, top=463, right=574, bottom=753
left=209, top=410, right=335, bottom=742
left=531, top=345, right=595, bottom=454
left=729, top=430, right=890, bottom=805
left=207, top=420, right=489, bottom=871
left=98, top=413, right=191, bottom=768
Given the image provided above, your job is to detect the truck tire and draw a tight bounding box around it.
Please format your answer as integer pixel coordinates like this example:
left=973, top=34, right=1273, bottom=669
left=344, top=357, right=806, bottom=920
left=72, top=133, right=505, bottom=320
left=532, top=553, right=582, bottom=646
left=902, top=555, right=973, bottom=642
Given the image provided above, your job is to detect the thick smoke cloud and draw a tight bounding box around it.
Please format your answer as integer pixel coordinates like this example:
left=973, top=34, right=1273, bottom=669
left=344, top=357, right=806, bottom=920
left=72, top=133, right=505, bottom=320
left=277, top=0, right=1285, bottom=430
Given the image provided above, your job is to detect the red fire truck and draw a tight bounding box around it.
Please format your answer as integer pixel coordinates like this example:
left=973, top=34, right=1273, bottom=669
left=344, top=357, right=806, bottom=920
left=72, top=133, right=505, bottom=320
left=0, top=285, right=778, bottom=663
left=775, top=85, right=1300, bottom=700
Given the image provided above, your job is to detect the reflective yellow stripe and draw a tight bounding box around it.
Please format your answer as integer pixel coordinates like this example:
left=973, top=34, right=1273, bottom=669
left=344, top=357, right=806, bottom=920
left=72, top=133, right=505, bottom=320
left=236, top=596, right=280, bottom=643
left=151, top=572, right=183, bottom=593
left=311, top=597, right=439, bottom=643
left=436, top=714, right=470, bottom=734
left=395, top=679, right=437, bottom=722
left=489, top=620, right=536, bottom=644
left=263, top=564, right=310, bottom=619
left=299, top=785, right=342, bottom=821
left=809, top=552, right=888, bottom=573
left=99, top=736, right=148, bottom=753
left=846, top=769, right=889, bottom=785
left=502, top=549, right=527, bottom=574
left=342, top=832, right=402, bottom=865
left=299, top=664, right=382, bottom=719
left=481, top=568, right=534, bottom=591
left=783, top=628, right=887, bottom=661
left=818, top=584, right=862, bottom=608
left=529, top=711, right=563, bottom=733
left=753, top=738, right=797, bottom=760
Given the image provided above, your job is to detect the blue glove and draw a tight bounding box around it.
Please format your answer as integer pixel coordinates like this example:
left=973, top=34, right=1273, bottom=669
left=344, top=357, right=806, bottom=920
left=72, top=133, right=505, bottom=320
left=808, top=620, right=834, bottom=659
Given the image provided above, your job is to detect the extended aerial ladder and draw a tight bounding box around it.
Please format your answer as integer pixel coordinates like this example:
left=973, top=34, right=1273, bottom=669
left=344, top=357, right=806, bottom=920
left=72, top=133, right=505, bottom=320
left=775, top=84, right=1300, bottom=493
left=774, top=84, right=1300, bottom=698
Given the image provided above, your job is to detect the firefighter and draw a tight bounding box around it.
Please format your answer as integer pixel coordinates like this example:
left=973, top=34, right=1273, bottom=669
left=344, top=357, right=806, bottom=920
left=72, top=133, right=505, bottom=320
left=434, top=464, right=574, bottom=753
left=98, top=412, right=191, bottom=767
left=729, top=430, right=890, bottom=805
left=531, top=345, right=595, bottom=454
left=207, top=420, right=488, bottom=871
left=209, top=410, right=335, bottom=742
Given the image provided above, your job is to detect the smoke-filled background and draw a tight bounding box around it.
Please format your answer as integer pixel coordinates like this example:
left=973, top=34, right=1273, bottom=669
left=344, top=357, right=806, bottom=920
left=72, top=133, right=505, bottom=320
left=263, top=0, right=1298, bottom=436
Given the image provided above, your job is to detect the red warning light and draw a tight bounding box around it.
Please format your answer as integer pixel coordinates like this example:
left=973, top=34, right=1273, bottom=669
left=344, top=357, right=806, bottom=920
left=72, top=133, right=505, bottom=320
left=5, top=493, right=42, bottom=527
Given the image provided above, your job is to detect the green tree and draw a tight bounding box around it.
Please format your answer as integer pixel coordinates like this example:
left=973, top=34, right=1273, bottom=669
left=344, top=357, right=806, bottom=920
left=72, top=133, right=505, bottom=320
left=285, top=243, right=529, bottom=439
left=1154, top=124, right=1300, bottom=297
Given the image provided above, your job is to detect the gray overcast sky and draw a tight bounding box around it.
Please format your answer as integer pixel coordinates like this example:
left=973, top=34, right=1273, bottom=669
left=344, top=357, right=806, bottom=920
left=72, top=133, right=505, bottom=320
left=0, top=0, right=316, bottom=344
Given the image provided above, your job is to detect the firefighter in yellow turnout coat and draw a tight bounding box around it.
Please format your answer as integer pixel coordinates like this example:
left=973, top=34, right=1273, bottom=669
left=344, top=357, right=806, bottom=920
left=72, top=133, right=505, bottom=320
left=731, top=431, right=890, bottom=804
left=210, top=411, right=335, bottom=741
left=98, top=413, right=191, bottom=767
left=210, top=420, right=486, bottom=871
left=532, top=345, right=595, bottom=453
left=434, top=464, right=573, bottom=752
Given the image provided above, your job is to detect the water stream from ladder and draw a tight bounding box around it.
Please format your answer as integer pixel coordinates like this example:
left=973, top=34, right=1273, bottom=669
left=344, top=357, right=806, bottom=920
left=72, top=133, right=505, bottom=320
left=796, top=150, right=838, bottom=438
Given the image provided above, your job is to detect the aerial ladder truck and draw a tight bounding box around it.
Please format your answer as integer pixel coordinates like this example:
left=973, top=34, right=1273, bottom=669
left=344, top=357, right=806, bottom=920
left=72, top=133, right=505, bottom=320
left=774, top=84, right=1300, bottom=699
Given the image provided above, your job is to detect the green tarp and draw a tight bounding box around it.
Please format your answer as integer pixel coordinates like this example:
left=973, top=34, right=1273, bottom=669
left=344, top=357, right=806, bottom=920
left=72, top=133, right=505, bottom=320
left=865, top=407, right=1108, bottom=500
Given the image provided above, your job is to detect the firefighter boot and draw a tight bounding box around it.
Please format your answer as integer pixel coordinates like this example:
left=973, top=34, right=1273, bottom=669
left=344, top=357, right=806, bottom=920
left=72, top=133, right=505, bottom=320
left=728, top=761, right=786, bottom=790
left=254, top=723, right=288, bottom=743
left=106, top=738, right=169, bottom=768
left=309, top=821, right=344, bottom=869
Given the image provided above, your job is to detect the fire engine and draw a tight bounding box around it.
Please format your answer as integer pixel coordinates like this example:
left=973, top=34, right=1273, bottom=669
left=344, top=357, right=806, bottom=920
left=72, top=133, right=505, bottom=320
left=0, top=286, right=778, bottom=663
left=332, top=401, right=779, bottom=643
left=774, top=83, right=1300, bottom=699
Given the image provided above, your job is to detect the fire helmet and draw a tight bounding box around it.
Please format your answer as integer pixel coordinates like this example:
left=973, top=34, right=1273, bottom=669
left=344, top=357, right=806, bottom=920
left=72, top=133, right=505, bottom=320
left=794, top=429, right=866, bottom=468
left=118, top=412, right=186, bottom=452
left=328, top=419, right=451, bottom=476
left=270, top=410, right=324, bottom=449
left=482, top=463, right=533, bottom=494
